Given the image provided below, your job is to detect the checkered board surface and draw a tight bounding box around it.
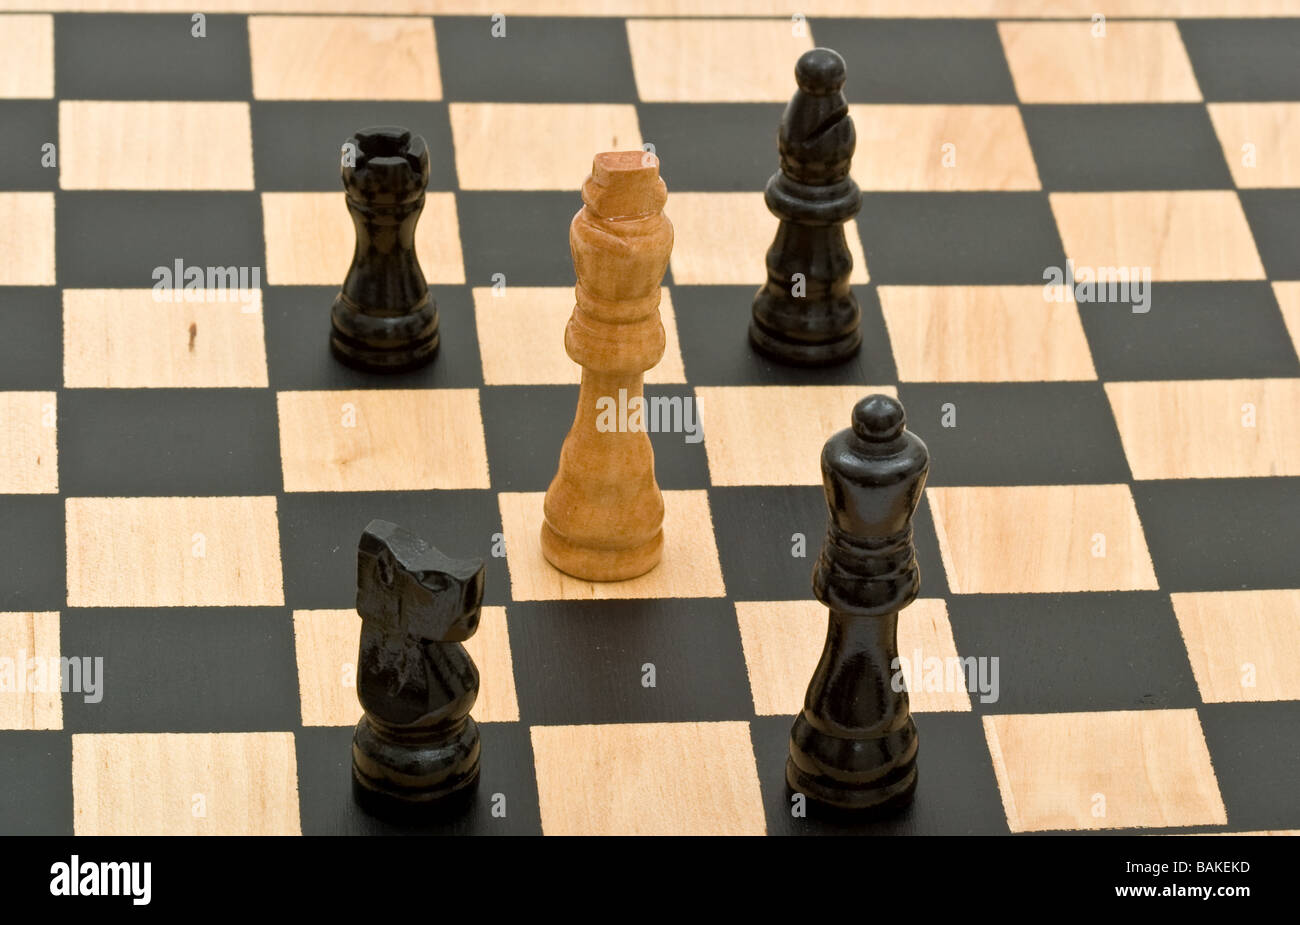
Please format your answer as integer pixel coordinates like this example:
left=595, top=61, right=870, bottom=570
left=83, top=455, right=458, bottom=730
left=1, top=7, right=1300, bottom=837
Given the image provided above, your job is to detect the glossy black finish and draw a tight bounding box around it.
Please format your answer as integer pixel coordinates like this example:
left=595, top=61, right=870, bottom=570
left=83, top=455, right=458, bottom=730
left=787, top=394, right=930, bottom=814
left=329, top=127, right=440, bottom=372
left=350, top=520, right=486, bottom=818
left=749, top=48, right=863, bottom=366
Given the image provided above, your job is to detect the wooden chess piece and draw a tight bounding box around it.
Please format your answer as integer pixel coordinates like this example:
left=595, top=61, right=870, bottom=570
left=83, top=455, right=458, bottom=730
left=540, top=151, right=673, bottom=582
left=351, top=520, right=485, bottom=816
left=787, top=394, right=929, bottom=814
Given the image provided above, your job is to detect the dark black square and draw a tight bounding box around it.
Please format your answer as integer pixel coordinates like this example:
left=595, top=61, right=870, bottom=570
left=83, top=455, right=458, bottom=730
left=946, top=593, right=1199, bottom=715
left=1022, top=105, right=1232, bottom=191
left=55, top=192, right=263, bottom=289
left=263, top=285, right=484, bottom=391
left=0, top=734, right=72, bottom=835
left=277, top=490, right=507, bottom=610
left=55, top=13, right=251, bottom=99
left=671, top=285, right=893, bottom=387
left=1178, top=20, right=1300, bottom=102
left=1080, top=283, right=1300, bottom=381
left=435, top=16, right=636, bottom=102
left=0, top=497, right=64, bottom=612
left=1134, top=479, right=1300, bottom=592
left=506, top=598, right=752, bottom=726
left=753, top=713, right=1007, bottom=834
left=637, top=104, right=783, bottom=192
left=57, top=390, right=281, bottom=496
left=295, top=723, right=542, bottom=835
left=251, top=103, right=457, bottom=191
left=0, top=102, right=58, bottom=190
left=896, top=383, right=1131, bottom=486
left=479, top=385, right=710, bottom=493
left=59, top=608, right=299, bottom=733
left=456, top=192, right=579, bottom=287
left=1240, top=190, right=1300, bottom=281
left=1199, top=702, right=1300, bottom=832
left=0, top=288, right=61, bottom=390
left=813, top=19, right=1017, bottom=103
left=858, top=193, right=1066, bottom=285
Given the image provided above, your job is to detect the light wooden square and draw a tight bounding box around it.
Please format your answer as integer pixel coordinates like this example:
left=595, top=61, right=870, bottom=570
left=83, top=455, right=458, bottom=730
left=65, top=496, right=284, bottom=608
left=277, top=389, right=489, bottom=492
left=1050, top=191, right=1265, bottom=282
left=998, top=21, right=1201, bottom=104
left=850, top=105, right=1040, bottom=191
left=0, top=612, right=61, bottom=731
left=984, top=709, right=1226, bottom=832
left=736, top=598, right=969, bottom=717
left=0, top=193, right=55, bottom=285
left=530, top=721, right=765, bottom=835
left=668, top=192, right=869, bottom=285
left=1106, top=379, right=1300, bottom=479
left=261, top=191, right=464, bottom=286
left=450, top=104, right=643, bottom=190
left=293, top=606, right=519, bottom=726
left=249, top=16, right=440, bottom=100
left=1208, top=103, right=1300, bottom=188
left=880, top=285, right=1096, bottom=382
left=695, top=385, right=892, bottom=486
left=0, top=15, right=52, bottom=98
left=626, top=19, right=813, bottom=103
left=73, top=732, right=301, bottom=835
left=59, top=101, right=254, bottom=190
left=63, top=289, right=267, bottom=388
left=1276, top=282, right=1300, bottom=361
left=928, top=485, right=1158, bottom=594
left=0, top=392, right=56, bottom=494
left=497, top=490, right=725, bottom=601
left=1172, top=590, right=1300, bottom=703
left=473, top=286, right=685, bottom=385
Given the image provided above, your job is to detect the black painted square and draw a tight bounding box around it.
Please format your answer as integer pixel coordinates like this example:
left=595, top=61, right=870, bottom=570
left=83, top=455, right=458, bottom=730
left=456, top=192, right=580, bottom=287
left=0, top=497, right=65, bottom=612
left=0, top=102, right=58, bottom=190
left=1240, top=190, right=1300, bottom=281
left=0, top=288, right=61, bottom=390
left=1179, top=20, right=1300, bottom=102
left=0, top=734, right=72, bottom=835
left=637, top=104, right=784, bottom=193
left=1199, top=702, right=1300, bottom=832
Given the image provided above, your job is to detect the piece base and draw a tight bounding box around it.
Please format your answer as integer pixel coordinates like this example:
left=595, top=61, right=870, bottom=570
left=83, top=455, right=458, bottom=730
left=329, top=331, right=440, bottom=374
left=785, top=758, right=918, bottom=817
left=748, top=320, right=861, bottom=368
left=351, top=766, right=479, bottom=822
left=539, top=521, right=663, bottom=582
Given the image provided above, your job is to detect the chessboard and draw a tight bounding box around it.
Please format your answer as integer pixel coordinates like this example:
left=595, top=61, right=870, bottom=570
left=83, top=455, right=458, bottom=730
left=1, top=4, right=1299, bottom=838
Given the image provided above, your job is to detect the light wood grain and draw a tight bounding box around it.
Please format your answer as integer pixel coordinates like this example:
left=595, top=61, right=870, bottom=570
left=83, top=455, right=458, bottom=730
left=65, top=496, right=284, bottom=607
left=276, top=389, right=489, bottom=492
left=0, top=192, right=55, bottom=285
left=695, top=385, right=893, bottom=486
left=73, top=732, right=300, bottom=835
left=928, top=485, right=1159, bottom=593
left=0, top=392, right=57, bottom=494
left=984, top=709, right=1226, bottom=832
left=1106, top=378, right=1300, bottom=479
left=1208, top=103, right=1300, bottom=188
left=499, top=490, right=726, bottom=601
left=0, top=15, right=52, bottom=98
left=1171, top=590, right=1300, bottom=703
left=0, top=612, right=61, bottom=731
left=1051, top=191, right=1265, bottom=282
left=531, top=721, right=765, bottom=835
left=1275, top=282, right=1300, bottom=362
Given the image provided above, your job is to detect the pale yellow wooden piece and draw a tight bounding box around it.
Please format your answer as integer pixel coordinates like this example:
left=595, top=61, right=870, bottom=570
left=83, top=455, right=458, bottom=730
left=249, top=15, right=440, bottom=100
left=0, top=15, right=52, bottom=97
left=276, top=389, right=489, bottom=492
left=73, top=732, right=301, bottom=835
left=499, top=490, right=726, bottom=601
left=261, top=191, right=464, bottom=285
left=450, top=104, right=643, bottom=190
left=63, top=290, right=268, bottom=388
left=474, top=286, right=685, bottom=385
left=531, top=721, right=765, bottom=835
left=1171, top=590, right=1300, bottom=703
left=1208, top=103, right=1300, bottom=188
left=65, top=496, right=284, bottom=607
left=0, top=193, right=55, bottom=285
left=984, top=709, right=1227, bottom=832
left=0, top=392, right=57, bottom=494
left=59, top=102, right=254, bottom=190
left=668, top=192, right=869, bottom=285
left=0, top=612, right=62, bottom=731
left=1106, top=379, right=1300, bottom=479
left=626, top=19, right=813, bottom=102
left=850, top=105, right=1040, bottom=191
left=1050, top=191, right=1265, bottom=282
left=1275, top=283, right=1300, bottom=362
left=695, top=385, right=893, bottom=486
left=880, top=285, right=1096, bottom=382
left=928, top=485, right=1158, bottom=594
left=293, top=606, right=519, bottom=726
